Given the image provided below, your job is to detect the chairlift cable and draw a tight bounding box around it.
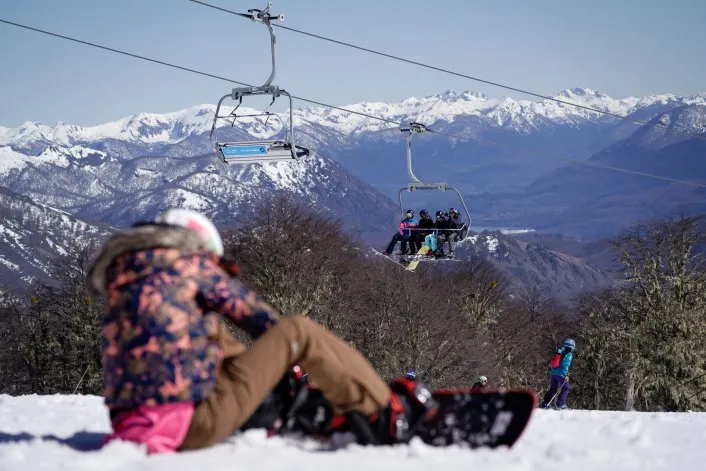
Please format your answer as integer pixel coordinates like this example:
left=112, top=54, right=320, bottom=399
left=0, top=18, right=400, bottom=127
left=187, top=0, right=706, bottom=143
left=1, top=18, right=704, bottom=188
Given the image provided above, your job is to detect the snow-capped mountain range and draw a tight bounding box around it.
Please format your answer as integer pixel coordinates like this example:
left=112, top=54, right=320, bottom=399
left=2, top=88, right=705, bottom=152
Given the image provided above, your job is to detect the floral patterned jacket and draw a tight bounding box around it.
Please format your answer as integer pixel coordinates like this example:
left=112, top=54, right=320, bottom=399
left=89, top=224, right=280, bottom=410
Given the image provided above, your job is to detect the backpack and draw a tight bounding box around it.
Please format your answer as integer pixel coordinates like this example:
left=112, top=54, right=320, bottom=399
left=549, top=350, right=563, bottom=369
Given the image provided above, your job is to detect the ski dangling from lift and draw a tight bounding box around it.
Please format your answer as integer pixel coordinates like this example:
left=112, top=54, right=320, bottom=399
left=371, top=248, right=420, bottom=271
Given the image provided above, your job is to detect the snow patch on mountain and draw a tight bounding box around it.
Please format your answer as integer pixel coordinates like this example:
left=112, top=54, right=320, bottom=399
left=134, top=167, right=162, bottom=178
left=0, top=146, right=29, bottom=175
left=0, top=145, right=108, bottom=174
left=466, top=233, right=505, bottom=257
left=0, top=256, right=19, bottom=270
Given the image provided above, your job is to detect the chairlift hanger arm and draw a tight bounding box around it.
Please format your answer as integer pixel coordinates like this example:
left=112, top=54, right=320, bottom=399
left=400, top=122, right=427, bottom=184
left=245, top=2, right=284, bottom=88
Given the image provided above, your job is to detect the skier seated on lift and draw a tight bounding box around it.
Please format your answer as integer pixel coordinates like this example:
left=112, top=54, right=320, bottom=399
left=437, top=209, right=461, bottom=258
left=433, top=210, right=451, bottom=258
left=416, top=209, right=436, bottom=256
left=447, top=208, right=467, bottom=241
left=383, top=209, right=419, bottom=256
left=91, top=208, right=439, bottom=454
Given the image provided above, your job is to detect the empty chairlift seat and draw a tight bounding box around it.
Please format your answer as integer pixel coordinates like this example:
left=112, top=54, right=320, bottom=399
left=207, top=3, right=309, bottom=164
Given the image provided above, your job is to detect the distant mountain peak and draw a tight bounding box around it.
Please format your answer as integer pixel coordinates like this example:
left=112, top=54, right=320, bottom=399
left=556, top=87, right=601, bottom=98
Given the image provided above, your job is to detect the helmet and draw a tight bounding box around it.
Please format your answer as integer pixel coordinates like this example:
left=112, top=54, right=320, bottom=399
left=478, top=375, right=488, bottom=386
left=420, top=209, right=429, bottom=217
left=448, top=208, right=459, bottom=216
left=405, top=209, right=415, bottom=218
left=563, top=338, right=576, bottom=350
left=156, top=208, right=224, bottom=257
left=404, top=370, right=417, bottom=380
left=435, top=210, right=445, bottom=218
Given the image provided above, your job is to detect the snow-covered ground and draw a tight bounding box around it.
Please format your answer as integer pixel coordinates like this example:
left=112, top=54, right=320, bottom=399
left=0, top=394, right=703, bottom=471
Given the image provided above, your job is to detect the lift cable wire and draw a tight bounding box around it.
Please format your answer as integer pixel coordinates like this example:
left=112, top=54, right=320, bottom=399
left=188, top=0, right=706, bottom=143
left=1, top=17, right=705, bottom=189
left=0, top=18, right=400, bottom=127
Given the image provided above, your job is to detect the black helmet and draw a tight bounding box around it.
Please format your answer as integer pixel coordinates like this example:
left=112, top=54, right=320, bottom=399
left=435, top=210, right=445, bottom=218
left=420, top=209, right=429, bottom=217
left=405, top=209, right=414, bottom=217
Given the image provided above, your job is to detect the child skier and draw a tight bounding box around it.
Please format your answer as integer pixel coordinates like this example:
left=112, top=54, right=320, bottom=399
left=89, top=208, right=438, bottom=454
left=540, top=338, right=575, bottom=409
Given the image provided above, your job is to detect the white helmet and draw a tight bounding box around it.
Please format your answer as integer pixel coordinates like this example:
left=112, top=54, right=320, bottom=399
left=156, top=208, right=224, bottom=257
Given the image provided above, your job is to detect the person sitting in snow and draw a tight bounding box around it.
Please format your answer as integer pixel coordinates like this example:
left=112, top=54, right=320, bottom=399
left=540, top=338, right=575, bottom=409
left=383, top=209, right=418, bottom=256
left=89, top=208, right=438, bottom=454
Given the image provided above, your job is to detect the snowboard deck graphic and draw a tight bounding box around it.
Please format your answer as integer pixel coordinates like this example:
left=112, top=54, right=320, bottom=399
left=416, top=387, right=538, bottom=448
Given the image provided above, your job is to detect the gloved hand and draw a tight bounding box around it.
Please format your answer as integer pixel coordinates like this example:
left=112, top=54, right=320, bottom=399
left=214, top=254, right=240, bottom=277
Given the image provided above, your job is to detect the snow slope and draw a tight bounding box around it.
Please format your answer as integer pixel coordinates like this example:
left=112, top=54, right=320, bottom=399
left=0, top=394, right=703, bottom=471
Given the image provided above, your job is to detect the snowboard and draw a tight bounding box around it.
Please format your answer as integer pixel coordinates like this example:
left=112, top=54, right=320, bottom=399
left=372, top=243, right=448, bottom=271
left=371, top=247, right=421, bottom=271
left=286, top=387, right=536, bottom=449
left=415, top=387, right=537, bottom=448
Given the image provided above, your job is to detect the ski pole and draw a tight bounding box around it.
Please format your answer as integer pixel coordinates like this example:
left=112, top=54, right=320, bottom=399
left=675, top=372, right=706, bottom=391
left=548, top=377, right=568, bottom=407
left=73, top=365, right=90, bottom=394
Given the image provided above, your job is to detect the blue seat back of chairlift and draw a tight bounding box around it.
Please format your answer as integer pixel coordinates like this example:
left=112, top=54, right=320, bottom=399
left=221, top=144, right=269, bottom=158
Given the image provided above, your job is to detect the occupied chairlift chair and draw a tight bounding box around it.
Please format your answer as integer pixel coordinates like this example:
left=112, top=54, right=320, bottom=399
left=209, top=3, right=309, bottom=164
left=397, top=122, right=471, bottom=259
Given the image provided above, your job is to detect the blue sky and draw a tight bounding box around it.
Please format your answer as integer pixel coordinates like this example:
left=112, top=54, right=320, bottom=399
left=1, top=0, right=705, bottom=127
